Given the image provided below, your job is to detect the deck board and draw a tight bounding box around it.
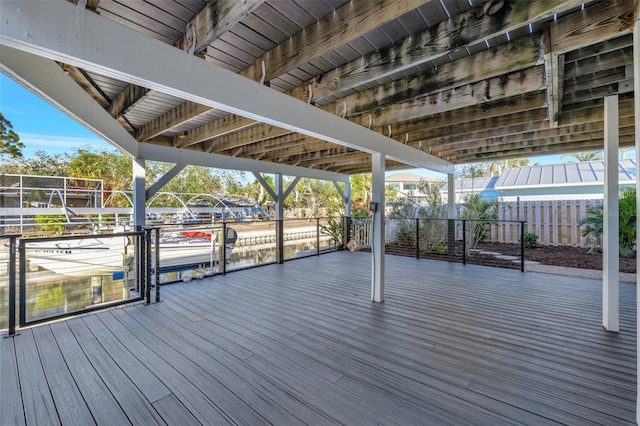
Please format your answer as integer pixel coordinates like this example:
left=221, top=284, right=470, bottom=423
left=2, top=252, right=637, bottom=425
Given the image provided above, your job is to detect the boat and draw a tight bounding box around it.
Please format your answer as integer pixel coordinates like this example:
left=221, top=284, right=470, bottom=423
left=25, top=227, right=237, bottom=277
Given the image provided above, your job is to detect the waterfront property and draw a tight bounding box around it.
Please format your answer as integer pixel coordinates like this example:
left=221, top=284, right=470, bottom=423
left=1, top=1, right=639, bottom=422
left=1, top=252, right=636, bottom=425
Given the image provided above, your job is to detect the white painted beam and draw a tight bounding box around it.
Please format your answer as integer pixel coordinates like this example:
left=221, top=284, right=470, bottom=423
left=132, top=158, right=146, bottom=228
left=275, top=174, right=284, bottom=264
left=633, top=10, right=640, bottom=424
left=252, top=172, right=277, bottom=201
left=371, top=153, right=385, bottom=303
left=0, top=1, right=454, bottom=175
left=603, top=95, right=619, bottom=332
left=0, top=44, right=349, bottom=183
left=146, top=163, right=185, bottom=200
left=138, top=143, right=348, bottom=183
left=282, top=176, right=301, bottom=201
left=0, top=45, right=139, bottom=157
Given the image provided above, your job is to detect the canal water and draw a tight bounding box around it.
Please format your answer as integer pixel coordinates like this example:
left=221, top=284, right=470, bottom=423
left=0, top=238, right=336, bottom=330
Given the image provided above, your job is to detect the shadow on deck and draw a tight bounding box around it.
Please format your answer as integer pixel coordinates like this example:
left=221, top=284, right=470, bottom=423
left=2, top=251, right=636, bottom=425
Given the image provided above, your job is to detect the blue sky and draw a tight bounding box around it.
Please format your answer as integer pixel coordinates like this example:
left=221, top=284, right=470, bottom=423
left=1, top=72, right=623, bottom=179
left=0, top=73, right=113, bottom=157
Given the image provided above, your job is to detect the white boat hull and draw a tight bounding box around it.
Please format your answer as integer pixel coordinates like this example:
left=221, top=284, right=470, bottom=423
left=26, top=235, right=232, bottom=277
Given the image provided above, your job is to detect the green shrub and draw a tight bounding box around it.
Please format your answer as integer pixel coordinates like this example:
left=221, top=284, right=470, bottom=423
left=520, top=232, right=539, bottom=248
left=35, top=214, right=66, bottom=236
left=579, top=187, right=636, bottom=257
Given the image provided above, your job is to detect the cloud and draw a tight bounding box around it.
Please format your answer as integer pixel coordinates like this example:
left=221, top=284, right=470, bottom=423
left=19, top=133, right=114, bottom=155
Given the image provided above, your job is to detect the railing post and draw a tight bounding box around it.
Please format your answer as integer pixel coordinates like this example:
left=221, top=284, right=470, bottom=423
left=144, top=227, right=152, bottom=304
left=220, top=222, right=227, bottom=275
left=276, top=219, right=284, bottom=264
left=520, top=221, right=525, bottom=273
left=316, top=218, right=320, bottom=256
left=6, top=234, right=20, bottom=337
left=415, top=218, right=420, bottom=259
left=153, top=227, right=160, bottom=303
left=462, top=220, right=467, bottom=265
left=447, top=218, right=456, bottom=263
left=343, top=216, right=351, bottom=250
left=18, top=239, right=26, bottom=328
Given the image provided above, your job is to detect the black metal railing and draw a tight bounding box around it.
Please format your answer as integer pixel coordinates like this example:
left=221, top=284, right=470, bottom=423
left=2, top=217, right=345, bottom=335
left=2, top=228, right=149, bottom=336
left=344, top=217, right=527, bottom=271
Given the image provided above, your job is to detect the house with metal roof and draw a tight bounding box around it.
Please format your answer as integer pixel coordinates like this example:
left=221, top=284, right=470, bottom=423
left=495, top=159, right=637, bottom=201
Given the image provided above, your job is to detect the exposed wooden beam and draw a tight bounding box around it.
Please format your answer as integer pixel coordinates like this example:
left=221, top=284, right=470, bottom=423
left=176, top=114, right=256, bottom=148
left=300, top=0, right=584, bottom=103
left=218, top=134, right=309, bottom=158
left=247, top=0, right=430, bottom=83
left=136, top=102, right=212, bottom=142
left=452, top=134, right=636, bottom=163
left=353, top=65, right=545, bottom=127
left=433, top=116, right=636, bottom=158
left=107, top=83, right=152, bottom=119
left=386, top=92, right=547, bottom=138
left=403, top=97, right=634, bottom=146
left=175, top=0, right=265, bottom=54
left=317, top=35, right=543, bottom=118
left=59, top=63, right=135, bottom=133
left=446, top=124, right=636, bottom=161
left=273, top=146, right=356, bottom=164
left=550, top=0, right=634, bottom=54
left=71, top=0, right=100, bottom=12
left=205, top=125, right=291, bottom=153
left=115, top=1, right=263, bottom=139
left=543, top=23, right=564, bottom=128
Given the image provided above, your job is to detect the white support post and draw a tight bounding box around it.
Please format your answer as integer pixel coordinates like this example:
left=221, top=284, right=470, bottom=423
left=275, top=173, right=284, bottom=264
left=603, top=95, right=619, bottom=332
left=371, top=153, right=385, bottom=303
left=447, top=173, right=456, bottom=260
left=132, top=158, right=146, bottom=229
left=633, top=9, right=640, bottom=423
left=345, top=182, right=352, bottom=218
left=447, top=174, right=455, bottom=219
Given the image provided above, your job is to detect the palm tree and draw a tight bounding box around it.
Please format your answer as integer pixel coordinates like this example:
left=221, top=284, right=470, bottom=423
left=562, top=151, right=604, bottom=162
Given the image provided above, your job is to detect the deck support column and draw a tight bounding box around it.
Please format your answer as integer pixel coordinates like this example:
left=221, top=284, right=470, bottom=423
left=333, top=181, right=351, bottom=247
left=371, top=153, right=385, bottom=303
left=602, top=95, right=619, bottom=332
left=275, top=173, right=284, bottom=264
left=447, top=173, right=456, bottom=261
left=633, top=8, right=640, bottom=423
left=132, top=158, right=146, bottom=229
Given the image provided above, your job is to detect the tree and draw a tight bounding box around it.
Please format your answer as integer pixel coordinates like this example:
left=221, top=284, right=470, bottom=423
left=580, top=187, right=636, bottom=257
left=69, top=147, right=131, bottom=191
left=15, top=150, right=70, bottom=176
left=0, top=113, right=25, bottom=158
left=562, top=151, right=604, bottom=162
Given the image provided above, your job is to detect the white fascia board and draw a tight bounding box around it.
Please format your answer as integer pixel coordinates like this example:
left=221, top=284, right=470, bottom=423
left=0, top=1, right=454, bottom=175
left=0, top=45, right=348, bottom=183
left=138, top=142, right=349, bottom=182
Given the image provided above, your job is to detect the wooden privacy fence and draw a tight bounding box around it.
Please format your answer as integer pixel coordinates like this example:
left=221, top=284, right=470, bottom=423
left=494, top=199, right=601, bottom=247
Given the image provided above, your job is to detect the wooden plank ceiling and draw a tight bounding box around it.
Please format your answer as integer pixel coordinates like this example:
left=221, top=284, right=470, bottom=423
left=63, top=0, right=636, bottom=174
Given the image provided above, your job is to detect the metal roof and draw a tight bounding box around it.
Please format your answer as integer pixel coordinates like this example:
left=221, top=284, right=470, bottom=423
left=496, top=159, right=637, bottom=189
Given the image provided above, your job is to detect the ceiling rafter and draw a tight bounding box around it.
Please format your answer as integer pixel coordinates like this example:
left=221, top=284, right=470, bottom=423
left=297, top=0, right=585, bottom=104
left=242, top=0, right=432, bottom=83
left=108, top=0, right=265, bottom=142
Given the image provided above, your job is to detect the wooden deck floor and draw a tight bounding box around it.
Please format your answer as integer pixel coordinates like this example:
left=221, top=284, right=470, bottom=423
left=2, top=252, right=637, bottom=425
